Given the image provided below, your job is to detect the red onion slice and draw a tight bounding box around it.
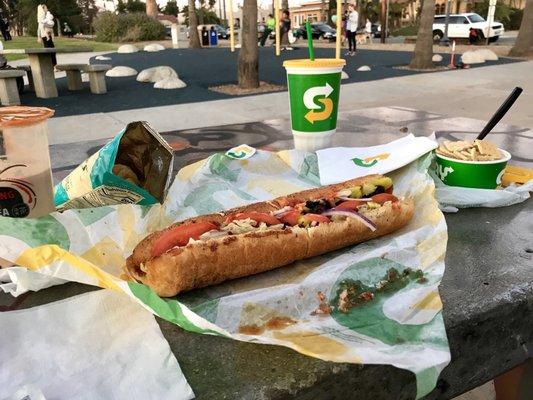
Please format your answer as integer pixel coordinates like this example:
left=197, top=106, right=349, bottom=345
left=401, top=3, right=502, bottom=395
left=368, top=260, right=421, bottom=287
left=321, top=210, right=377, bottom=231
left=272, top=206, right=293, bottom=217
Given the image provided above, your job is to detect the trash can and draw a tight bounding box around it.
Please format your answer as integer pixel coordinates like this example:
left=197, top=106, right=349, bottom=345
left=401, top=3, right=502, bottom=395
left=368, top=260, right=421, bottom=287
left=210, top=27, right=218, bottom=46
left=201, top=27, right=209, bottom=47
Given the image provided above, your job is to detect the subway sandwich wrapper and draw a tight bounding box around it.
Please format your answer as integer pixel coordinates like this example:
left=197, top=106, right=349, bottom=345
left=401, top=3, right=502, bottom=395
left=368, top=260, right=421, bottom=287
left=0, top=149, right=450, bottom=399
left=54, top=121, right=174, bottom=211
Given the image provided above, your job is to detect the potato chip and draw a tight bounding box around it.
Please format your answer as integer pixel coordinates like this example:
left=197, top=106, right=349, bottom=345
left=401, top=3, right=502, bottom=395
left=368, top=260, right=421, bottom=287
left=443, top=140, right=471, bottom=152
left=437, top=139, right=502, bottom=162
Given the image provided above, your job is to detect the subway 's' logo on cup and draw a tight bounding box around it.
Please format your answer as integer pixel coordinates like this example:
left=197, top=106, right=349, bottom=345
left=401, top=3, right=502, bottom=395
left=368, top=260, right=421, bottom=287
left=287, top=72, right=341, bottom=134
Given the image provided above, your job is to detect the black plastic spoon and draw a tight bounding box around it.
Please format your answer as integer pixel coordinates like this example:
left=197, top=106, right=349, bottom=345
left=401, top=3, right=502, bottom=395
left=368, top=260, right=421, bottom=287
left=477, top=87, right=523, bottom=140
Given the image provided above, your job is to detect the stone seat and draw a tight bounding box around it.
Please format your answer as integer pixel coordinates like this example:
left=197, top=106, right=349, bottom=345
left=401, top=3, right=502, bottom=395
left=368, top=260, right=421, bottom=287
left=0, top=69, right=25, bottom=105
left=16, top=65, right=34, bottom=92
left=56, top=63, right=88, bottom=91
left=82, top=64, right=112, bottom=94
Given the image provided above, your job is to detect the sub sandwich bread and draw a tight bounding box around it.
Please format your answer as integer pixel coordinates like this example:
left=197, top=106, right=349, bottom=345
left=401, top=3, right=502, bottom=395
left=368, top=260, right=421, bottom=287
left=125, top=174, right=414, bottom=297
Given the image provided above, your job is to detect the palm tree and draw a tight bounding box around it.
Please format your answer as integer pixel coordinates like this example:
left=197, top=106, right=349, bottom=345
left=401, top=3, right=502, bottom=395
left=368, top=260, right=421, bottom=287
left=409, top=0, right=435, bottom=69
left=238, top=0, right=259, bottom=89
left=188, top=0, right=202, bottom=48
left=146, top=0, right=158, bottom=18
left=509, top=0, right=533, bottom=57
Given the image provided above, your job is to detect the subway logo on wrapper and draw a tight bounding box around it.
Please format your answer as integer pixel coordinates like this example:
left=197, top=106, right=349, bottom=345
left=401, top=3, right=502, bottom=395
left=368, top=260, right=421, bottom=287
left=226, top=145, right=256, bottom=160
left=352, top=153, right=390, bottom=168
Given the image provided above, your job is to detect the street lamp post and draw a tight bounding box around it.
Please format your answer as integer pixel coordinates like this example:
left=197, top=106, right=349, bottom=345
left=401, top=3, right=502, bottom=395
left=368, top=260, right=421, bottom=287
left=440, top=0, right=451, bottom=46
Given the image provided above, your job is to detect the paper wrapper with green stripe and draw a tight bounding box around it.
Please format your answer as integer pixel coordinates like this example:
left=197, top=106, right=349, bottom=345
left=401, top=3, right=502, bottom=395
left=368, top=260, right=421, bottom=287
left=0, top=150, right=450, bottom=399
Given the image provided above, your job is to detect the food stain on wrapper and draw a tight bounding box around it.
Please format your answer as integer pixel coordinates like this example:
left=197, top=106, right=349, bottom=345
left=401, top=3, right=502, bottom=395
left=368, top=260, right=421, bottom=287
left=54, top=121, right=174, bottom=210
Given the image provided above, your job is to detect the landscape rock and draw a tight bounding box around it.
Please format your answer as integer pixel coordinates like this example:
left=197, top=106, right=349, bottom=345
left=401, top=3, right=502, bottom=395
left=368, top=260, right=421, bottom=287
left=476, top=49, right=498, bottom=61
left=357, top=65, right=371, bottom=71
left=117, top=44, right=139, bottom=54
left=341, top=71, right=349, bottom=80
left=95, top=55, right=112, bottom=61
left=137, top=66, right=178, bottom=83
left=105, top=66, right=138, bottom=77
left=432, top=54, right=443, bottom=62
left=154, top=77, right=187, bottom=89
left=461, top=50, right=485, bottom=64
left=144, top=43, right=166, bottom=52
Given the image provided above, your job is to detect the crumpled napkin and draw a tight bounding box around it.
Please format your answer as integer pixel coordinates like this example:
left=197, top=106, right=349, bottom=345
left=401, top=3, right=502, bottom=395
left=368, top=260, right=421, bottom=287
left=0, top=289, right=194, bottom=400
left=431, top=172, right=533, bottom=212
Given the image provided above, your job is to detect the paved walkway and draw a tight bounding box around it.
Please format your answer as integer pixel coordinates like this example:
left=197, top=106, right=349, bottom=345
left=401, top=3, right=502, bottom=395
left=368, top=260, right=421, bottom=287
left=13, top=47, right=517, bottom=117
left=45, top=60, right=533, bottom=145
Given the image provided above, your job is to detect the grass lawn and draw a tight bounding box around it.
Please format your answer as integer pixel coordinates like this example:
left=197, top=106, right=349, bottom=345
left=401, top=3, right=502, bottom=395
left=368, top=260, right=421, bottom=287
left=391, top=25, right=419, bottom=37
left=2, top=36, right=118, bottom=61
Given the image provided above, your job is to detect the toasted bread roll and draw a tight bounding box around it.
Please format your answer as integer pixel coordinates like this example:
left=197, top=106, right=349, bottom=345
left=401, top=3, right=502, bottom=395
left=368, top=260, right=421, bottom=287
left=125, top=175, right=414, bottom=297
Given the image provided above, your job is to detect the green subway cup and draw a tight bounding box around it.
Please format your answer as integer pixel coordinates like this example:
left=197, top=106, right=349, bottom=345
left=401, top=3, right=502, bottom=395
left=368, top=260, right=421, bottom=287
left=283, top=59, right=346, bottom=151
left=435, top=148, right=511, bottom=189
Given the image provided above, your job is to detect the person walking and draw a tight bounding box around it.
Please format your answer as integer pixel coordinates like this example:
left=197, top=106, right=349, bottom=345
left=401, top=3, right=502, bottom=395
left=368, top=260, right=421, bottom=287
left=346, top=3, right=358, bottom=56
left=39, top=4, right=57, bottom=66
left=260, top=14, right=275, bottom=47
left=365, top=18, right=372, bottom=43
left=280, top=10, right=293, bottom=51
left=63, top=22, right=73, bottom=38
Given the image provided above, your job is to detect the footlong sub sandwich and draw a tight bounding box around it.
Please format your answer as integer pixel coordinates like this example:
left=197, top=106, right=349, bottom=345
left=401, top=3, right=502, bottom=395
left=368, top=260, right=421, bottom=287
left=125, top=174, right=414, bottom=297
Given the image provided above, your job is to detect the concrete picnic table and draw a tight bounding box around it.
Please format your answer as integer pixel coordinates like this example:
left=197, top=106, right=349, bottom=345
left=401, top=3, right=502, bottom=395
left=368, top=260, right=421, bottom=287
left=0, top=47, right=92, bottom=98
left=1, top=107, right=532, bottom=399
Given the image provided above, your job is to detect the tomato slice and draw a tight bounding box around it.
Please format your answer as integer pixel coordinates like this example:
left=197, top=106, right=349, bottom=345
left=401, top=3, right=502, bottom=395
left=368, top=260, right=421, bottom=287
left=371, top=193, right=398, bottom=204
left=385, top=186, right=393, bottom=194
left=224, top=211, right=281, bottom=226
left=151, top=222, right=218, bottom=257
left=335, top=200, right=367, bottom=210
left=303, top=213, right=331, bottom=223
left=279, top=210, right=301, bottom=226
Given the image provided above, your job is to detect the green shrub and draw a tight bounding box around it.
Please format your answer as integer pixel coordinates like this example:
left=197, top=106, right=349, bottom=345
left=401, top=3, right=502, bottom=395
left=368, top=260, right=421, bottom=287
left=509, top=8, right=523, bottom=30
left=93, top=12, right=166, bottom=42
left=474, top=0, right=511, bottom=29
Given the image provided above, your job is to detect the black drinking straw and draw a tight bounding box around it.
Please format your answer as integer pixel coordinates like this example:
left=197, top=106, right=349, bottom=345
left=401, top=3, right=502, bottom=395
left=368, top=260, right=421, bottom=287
left=477, top=87, right=523, bottom=140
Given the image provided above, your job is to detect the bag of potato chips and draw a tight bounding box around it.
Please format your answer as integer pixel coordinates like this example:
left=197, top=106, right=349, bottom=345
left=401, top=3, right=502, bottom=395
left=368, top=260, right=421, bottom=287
left=54, top=121, right=174, bottom=210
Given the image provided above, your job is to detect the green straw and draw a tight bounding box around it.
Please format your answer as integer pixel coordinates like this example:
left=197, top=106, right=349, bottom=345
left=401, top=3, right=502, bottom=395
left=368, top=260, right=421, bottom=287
left=306, top=21, right=315, bottom=61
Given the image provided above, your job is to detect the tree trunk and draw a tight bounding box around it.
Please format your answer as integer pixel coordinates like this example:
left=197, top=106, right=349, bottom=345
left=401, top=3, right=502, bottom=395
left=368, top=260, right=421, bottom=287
left=146, top=0, right=158, bottom=18
left=321, top=0, right=326, bottom=22
left=188, top=0, right=202, bottom=48
left=238, top=0, right=259, bottom=89
left=509, top=0, right=533, bottom=57
left=282, top=0, right=289, bottom=11
left=409, top=0, right=435, bottom=69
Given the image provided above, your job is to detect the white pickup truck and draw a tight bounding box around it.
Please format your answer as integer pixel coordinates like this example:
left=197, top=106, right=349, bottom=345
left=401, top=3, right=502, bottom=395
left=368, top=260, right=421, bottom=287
left=433, top=13, right=504, bottom=42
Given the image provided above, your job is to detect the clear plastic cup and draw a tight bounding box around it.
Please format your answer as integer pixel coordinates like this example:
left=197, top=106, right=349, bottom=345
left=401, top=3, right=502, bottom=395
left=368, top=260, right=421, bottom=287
left=0, top=107, right=55, bottom=219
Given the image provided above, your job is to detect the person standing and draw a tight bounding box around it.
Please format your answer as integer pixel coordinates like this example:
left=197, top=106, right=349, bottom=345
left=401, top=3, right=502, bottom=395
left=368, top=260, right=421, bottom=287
left=40, top=5, right=57, bottom=66
left=0, top=15, right=9, bottom=41
left=280, top=10, right=293, bottom=51
left=260, top=14, right=275, bottom=47
left=346, top=3, right=358, bottom=56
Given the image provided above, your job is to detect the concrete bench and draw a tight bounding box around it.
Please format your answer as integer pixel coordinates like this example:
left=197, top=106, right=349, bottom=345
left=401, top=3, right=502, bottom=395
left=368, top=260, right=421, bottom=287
left=82, top=64, right=112, bottom=94
left=56, top=64, right=88, bottom=91
left=16, top=65, right=34, bottom=92
left=0, top=69, right=25, bottom=105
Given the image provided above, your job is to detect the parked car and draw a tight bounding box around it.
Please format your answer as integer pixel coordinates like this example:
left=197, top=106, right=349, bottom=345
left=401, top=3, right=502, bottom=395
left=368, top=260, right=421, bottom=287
left=214, top=24, right=229, bottom=39
left=433, top=13, right=504, bottom=42
left=295, top=23, right=336, bottom=41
